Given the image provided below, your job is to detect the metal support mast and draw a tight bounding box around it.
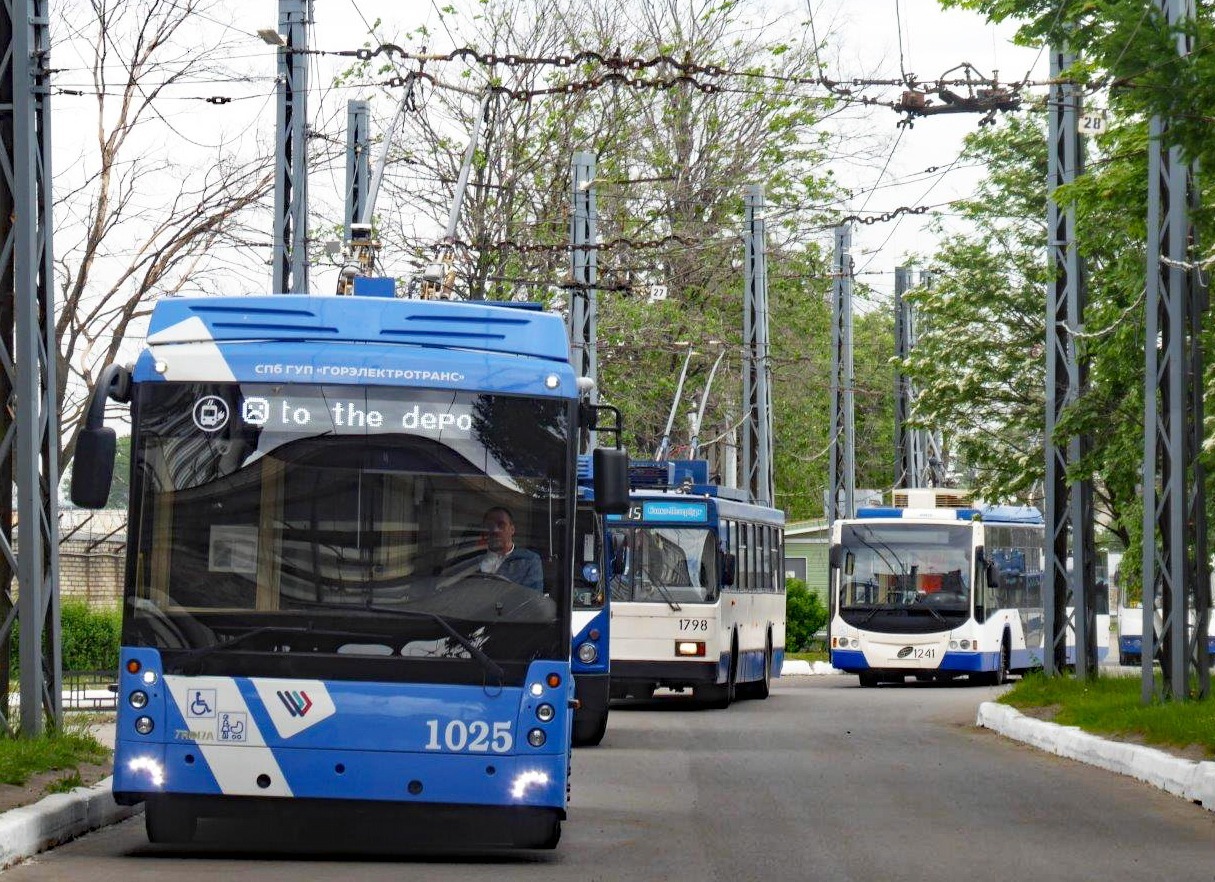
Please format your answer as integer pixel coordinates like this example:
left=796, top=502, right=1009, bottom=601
left=569, top=151, right=598, bottom=452
left=272, top=0, right=311, bottom=294
left=336, top=100, right=371, bottom=294
left=893, top=266, right=921, bottom=489
left=742, top=186, right=774, bottom=507
left=1044, top=45, right=1096, bottom=678
left=1142, top=0, right=1209, bottom=702
left=827, top=224, right=855, bottom=523
left=0, top=0, right=60, bottom=736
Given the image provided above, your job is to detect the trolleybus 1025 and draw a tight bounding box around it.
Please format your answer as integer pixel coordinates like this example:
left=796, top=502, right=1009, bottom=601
left=70, top=293, right=628, bottom=849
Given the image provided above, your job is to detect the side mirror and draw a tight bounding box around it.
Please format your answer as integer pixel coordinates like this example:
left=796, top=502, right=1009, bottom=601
left=829, top=546, right=841, bottom=569
left=69, top=364, right=129, bottom=509
left=721, top=552, right=736, bottom=587
left=70, top=427, right=117, bottom=509
left=844, top=551, right=855, bottom=576
left=592, top=447, right=629, bottom=514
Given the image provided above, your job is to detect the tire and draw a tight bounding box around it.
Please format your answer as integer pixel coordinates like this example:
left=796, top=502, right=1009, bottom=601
left=572, top=706, right=609, bottom=747
left=974, top=638, right=1010, bottom=686
left=994, top=638, right=1010, bottom=685
left=512, top=813, right=561, bottom=849
left=698, top=635, right=738, bottom=708
left=144, top=798, right=196, bottom=844
left=739, top=634, right=773, bottom=700
left=540, top=818, right=562, bottom=850
left=858, top=671, right=879, bottom=688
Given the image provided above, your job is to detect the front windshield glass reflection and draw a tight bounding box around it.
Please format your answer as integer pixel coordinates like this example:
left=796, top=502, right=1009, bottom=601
left=839, top=523, right=972, bottom=611
left=606, top=527, right=719, bottom=604
left=126, top=383, right=573, bottom=677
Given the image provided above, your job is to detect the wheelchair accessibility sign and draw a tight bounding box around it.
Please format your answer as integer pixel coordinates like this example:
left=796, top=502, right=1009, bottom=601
left=187, top=689, right=216, bottom=718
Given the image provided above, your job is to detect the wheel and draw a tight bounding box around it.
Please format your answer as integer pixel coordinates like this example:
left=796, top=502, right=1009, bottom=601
left=572, top=706, right=609, bottom=746
left=698, top=636, right=738, bottom=708
left=740, top=635, right=773, bottom=700
left=973, top=639, right=1009, bottom=686
left=858, top=671, right=879, bottom=688
left=539, top=818, right=562, bottom=850
left=995, top=639, right=1010, bottom=685
left=511, top=813, right=561, bottom=849
left=144, top=798, right=196, bottom=844
left=695, top=682, right=732, bottom=708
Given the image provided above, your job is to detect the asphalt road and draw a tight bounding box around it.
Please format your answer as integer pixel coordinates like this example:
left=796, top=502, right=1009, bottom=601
left=5, top=677, right=1213, bottom=881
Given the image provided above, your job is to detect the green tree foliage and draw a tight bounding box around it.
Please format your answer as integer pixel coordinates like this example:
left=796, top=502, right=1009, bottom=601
left=918, top=2, right=1215, bottom=594
left=785, top=577, right=828, bottom=651
left=902, top=114, right=1050, bottom=503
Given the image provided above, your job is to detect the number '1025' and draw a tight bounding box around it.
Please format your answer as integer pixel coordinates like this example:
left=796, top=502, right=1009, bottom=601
left=424, top=719, right=513, bottom=753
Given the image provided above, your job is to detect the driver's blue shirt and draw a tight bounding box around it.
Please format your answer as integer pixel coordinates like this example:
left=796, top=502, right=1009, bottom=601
left=486, top=547, right=544, bottom=591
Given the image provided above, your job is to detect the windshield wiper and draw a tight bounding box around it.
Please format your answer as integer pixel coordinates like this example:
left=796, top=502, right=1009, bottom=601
left=173, top=624, right=393, bottom=670
left=647, top=579, right=682, bottom=611
left=351, top=605, right=506, bottom=683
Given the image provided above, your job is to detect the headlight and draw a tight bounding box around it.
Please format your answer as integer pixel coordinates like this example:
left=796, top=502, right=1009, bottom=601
left=536, top=703, right=555, bottom=722
left=527, top=728, right=546, bottom=747
left=850, top=638, right=859, bottom=648
left=960, top=639, right=971, bottom=650
left=141, top=670, right=158, bottom=686
left=134, top=716, right=155, bottom=735
left=577, top=642, right=598, bottom=664
left=129, top=690, right=148, bottom=709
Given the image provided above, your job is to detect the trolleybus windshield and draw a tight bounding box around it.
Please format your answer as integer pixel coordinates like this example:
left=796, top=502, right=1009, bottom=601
left=606, top=526, right=720, bottom=604
left=125, top=383, right=573, bottom=683
left=838, top=523, right=972, bottom=622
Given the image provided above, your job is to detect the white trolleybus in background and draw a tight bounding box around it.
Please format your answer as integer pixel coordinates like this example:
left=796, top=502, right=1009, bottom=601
left=1116, top=558, right=1215, bottom=666
left=829, top=488, right=1109, bottom=687
left=605, top=461, right=786, bottom=708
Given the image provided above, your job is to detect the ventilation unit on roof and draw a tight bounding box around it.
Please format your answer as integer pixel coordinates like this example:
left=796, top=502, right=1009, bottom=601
left=893, top=487, right=973, bottom=509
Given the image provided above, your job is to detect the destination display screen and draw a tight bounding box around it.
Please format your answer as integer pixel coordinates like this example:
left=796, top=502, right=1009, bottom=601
left=188, top=386, right=477, bottom=438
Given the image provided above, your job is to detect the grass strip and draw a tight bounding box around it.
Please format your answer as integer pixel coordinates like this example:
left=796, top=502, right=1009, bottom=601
left=1000, top=671, right=1215, bottom=758
left=0, top=726, right=109, bottom=787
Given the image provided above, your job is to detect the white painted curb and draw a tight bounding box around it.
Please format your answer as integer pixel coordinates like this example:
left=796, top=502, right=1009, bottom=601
left=977, top=702, right=1215, bottom=811
left=780, top=660, right=838, bottom=676
left=0, top=776, right=141, bottom=870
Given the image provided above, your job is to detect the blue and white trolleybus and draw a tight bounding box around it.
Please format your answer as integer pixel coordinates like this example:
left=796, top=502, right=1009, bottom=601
left=71, top=293, right=627, bottom=848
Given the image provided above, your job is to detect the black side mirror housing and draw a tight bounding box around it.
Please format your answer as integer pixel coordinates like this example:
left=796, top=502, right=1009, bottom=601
left=69, top=364, right=130, bottom=509
left=71, top=427, right=117, bottom=509
left=592, top=447, right=629, bottom=515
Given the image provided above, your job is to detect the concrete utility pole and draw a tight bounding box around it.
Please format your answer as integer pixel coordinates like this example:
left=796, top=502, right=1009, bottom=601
left=827, top=224, right=855, bottom=524
left=0, top=0, right=61, bottom=736
left=1044, top=44, right=1096, bottom=678
left=272, top=0, right=311, bottom=294
left=568, top=151, right=598, bottom=452
left=1142, top=0, right=1209, bottom=702
left=742, top=185, right=774, bottom=507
